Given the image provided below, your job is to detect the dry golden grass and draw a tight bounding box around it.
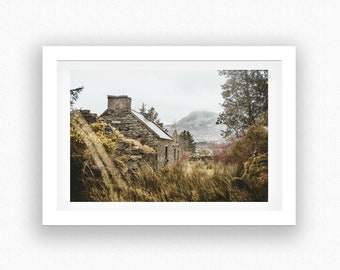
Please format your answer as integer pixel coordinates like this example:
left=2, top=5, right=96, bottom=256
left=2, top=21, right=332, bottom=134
left=71, top=111, right=267, bottom=202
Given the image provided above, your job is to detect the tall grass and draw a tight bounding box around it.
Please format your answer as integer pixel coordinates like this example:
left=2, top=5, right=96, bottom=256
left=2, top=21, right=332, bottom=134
left=123, top=161, right=236, bottom=202
left=71, top=111, right=265, bottom=202
left=75, top=160, right=238, bottom=202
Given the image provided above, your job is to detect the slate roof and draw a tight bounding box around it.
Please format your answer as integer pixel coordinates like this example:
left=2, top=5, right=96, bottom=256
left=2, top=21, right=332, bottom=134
left=131, top=110, right=173, bottom=141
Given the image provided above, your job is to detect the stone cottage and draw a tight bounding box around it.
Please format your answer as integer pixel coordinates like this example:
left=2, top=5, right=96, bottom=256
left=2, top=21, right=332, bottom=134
left=100, top=95, right=182, bottom=169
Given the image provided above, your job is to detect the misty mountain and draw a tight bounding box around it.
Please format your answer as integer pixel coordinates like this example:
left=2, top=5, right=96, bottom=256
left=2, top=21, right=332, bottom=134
left=166, top=111, right=226, bottom=143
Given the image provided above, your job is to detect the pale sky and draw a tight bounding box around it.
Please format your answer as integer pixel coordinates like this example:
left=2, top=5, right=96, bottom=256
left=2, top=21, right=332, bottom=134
left=71, top=70, right=226, bottom=125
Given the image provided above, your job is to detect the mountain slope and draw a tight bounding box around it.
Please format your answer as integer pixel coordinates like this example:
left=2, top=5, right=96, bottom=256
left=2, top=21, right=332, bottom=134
left=166, top=111, right=226, bottom=143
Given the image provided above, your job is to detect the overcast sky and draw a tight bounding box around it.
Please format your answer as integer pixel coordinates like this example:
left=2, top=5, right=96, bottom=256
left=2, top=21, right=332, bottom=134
left=71, top=70, right=226, bottom=125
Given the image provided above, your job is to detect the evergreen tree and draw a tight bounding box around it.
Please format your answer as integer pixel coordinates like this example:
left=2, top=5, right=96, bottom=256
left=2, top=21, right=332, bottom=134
left=70, top=86, right=84, bottom=110
left=216, top=70, right=268, bottom=138
left=139, top=103, right=165, bottom=128
left=178, top=130, right=196, bottom=153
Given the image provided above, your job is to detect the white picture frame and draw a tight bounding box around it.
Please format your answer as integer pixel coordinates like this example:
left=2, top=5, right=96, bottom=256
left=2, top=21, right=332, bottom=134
left=43, top=46, right=296, bottom=225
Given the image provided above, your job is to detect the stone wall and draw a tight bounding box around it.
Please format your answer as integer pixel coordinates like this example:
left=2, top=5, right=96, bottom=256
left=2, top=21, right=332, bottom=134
left=114, top=139, right=157, bottom=170
left=107, top=95, right=131, bottom=112
left=157, top=141, right=182, bottom=169
left=101, top=109, right=183, bottom=169
left=101, top=109, right=160, bottom=149
left=100, top=95, right=184, bottom=169
left=78, top=109, right=158, bottom=170
left=79, top=109, right=98, bottom=124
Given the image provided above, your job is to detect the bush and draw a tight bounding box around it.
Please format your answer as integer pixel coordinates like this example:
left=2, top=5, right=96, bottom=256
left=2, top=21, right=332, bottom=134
left=231, top=123, right=268, bottom=172
left=212, top=142, right=234, bottom=164
left=240, top=153, right=268, bottom=201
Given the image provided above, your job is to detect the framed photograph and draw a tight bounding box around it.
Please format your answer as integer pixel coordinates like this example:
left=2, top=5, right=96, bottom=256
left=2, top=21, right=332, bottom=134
left=43, top=46, right=295, bottom=225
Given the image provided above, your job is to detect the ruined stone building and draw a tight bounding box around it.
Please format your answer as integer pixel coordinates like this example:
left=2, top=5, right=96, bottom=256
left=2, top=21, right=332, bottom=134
left=100, top=95, right=182, bottom=169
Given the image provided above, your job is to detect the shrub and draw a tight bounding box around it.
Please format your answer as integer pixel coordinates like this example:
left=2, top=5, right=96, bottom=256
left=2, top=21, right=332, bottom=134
left=240, top=153, right=268, bottom=201
left=231, top=123, right=268, bottom=172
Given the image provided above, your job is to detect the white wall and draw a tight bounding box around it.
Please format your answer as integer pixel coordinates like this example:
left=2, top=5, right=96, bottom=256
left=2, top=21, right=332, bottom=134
left=1, top=0, right=339, bottom=269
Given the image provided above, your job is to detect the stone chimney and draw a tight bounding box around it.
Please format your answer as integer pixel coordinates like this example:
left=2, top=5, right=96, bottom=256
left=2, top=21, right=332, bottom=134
left=107, top=95, right=131, bottom=112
